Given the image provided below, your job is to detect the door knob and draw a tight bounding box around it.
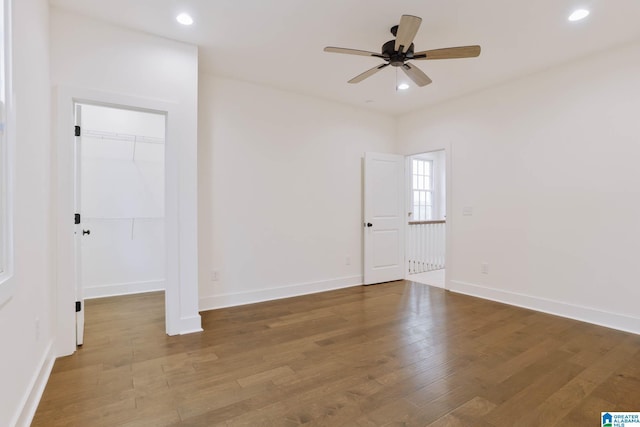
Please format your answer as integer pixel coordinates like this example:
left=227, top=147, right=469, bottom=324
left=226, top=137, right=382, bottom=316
left=365, top=223, right=373, bottom=227
left=82, top=229, right=91, bottom=235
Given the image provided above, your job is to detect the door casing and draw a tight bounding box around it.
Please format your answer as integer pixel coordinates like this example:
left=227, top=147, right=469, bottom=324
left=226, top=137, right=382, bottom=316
left=54, top=86, right=201, bottom=357
left=403, top=144, right=453, bottom=289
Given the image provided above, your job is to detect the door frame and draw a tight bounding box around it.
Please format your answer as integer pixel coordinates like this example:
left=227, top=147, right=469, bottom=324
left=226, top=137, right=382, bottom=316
left=73, top=103, right=83, bottom=346
left=404, top=143, right=453, bottom=290
left=54, top=86, right=201, bottom=357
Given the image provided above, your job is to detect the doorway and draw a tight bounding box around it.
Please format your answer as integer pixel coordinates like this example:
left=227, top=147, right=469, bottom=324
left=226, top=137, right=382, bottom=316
left=55, top=86, right=201, bottom=357
left=406, top=150, right=446, bottom=288
left=74, top=102, right=166, bottom=344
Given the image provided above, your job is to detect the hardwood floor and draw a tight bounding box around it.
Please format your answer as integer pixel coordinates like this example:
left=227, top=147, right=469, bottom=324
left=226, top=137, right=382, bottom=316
left=32, top=281, right=640, bottom=426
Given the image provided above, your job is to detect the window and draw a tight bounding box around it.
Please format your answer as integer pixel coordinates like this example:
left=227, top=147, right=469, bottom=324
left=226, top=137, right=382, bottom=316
left=411, top=159, right=433, bottom=221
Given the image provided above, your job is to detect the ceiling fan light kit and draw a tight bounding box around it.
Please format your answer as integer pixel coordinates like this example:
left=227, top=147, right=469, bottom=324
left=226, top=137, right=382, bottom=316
left=324, top=14, right=481, bottom=88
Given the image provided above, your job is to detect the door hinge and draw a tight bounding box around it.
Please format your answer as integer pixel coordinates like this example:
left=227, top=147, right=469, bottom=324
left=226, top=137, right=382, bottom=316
left=74, top=125, right=81, bottom=137
left=74, top=213, right=81, bottom=224
left=75, top=301, right=82, bottom=312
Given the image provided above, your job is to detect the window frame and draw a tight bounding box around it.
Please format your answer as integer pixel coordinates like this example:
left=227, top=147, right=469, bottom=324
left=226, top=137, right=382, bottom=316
left=0, top=0, right=14, bottom=299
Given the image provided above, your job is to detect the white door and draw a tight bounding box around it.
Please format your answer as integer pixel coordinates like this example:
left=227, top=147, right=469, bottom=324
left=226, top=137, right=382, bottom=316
left=73, top=104, right=85, bottom=346
left=364, top=152, right=405, bottom=285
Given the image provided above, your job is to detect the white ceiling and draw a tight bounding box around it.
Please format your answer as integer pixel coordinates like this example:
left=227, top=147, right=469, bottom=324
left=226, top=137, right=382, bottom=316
left=49, top=0, right=640, bottom=116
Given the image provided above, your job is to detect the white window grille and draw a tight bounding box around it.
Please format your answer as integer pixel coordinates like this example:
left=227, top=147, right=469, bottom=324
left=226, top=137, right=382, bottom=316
left=411, top=159, right=434, bottom=221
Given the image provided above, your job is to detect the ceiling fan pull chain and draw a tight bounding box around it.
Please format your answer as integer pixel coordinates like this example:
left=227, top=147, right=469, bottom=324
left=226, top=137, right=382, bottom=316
left=395, top=67, right=398, bottom=92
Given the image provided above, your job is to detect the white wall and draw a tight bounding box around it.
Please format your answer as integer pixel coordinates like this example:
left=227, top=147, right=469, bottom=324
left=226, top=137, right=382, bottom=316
left=51, top=7, right=200, bottom=343
left=80, top=104, right=165, bottom=298
left=0, top=0, right=55, bottom=426
left=198, top=75, right=397, bottom=309
left=398, top=40, right=640, bottom=334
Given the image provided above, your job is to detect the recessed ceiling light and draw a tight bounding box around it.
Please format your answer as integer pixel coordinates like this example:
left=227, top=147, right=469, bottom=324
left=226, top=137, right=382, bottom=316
left=176, top=13, right=194, bottom=26
left=568, top=9, right=590, bottom=21
left=397, top=83, right=410, bottom=90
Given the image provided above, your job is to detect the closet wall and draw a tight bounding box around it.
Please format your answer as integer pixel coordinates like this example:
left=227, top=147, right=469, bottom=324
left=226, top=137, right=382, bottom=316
left=80, top=104, right=165, bottom=298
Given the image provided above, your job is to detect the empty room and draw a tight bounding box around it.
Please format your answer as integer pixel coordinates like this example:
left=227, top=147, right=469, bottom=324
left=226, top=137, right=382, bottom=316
left=1, top=0, right=639, bottom=426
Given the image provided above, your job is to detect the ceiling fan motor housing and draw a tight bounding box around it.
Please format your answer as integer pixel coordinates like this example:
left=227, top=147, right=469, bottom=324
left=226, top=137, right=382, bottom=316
left=382, top=40, right=414, bottom=66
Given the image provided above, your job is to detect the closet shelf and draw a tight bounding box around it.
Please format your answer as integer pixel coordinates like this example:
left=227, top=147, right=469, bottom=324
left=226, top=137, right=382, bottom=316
left=84, top=217, right=164, bottom=221
left=83, top=129, right=164, bottom=144
left=83, top=129, right=164, bottom=161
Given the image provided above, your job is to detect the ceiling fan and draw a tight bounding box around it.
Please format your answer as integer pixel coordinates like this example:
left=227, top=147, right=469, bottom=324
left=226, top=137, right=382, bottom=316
left=324, top=15, right=481, bottom=87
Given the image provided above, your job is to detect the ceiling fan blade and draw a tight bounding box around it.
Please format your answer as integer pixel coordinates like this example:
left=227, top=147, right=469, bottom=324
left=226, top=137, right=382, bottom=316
left=401, top=63, right=432, bottom=87
left=413, top=45, right=481, bottom=60
left=395, top=15, right=422, bottom=53
left=348, top=63, right=389, bottom=84
left=324, top=47, right=385, bottom=59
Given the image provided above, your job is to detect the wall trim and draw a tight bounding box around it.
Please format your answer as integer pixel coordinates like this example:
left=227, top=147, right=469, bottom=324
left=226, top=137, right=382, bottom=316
left=179, top=315, right=203, bottom=335
left=84, top=280, right=165, bottom=299
left=450, top=280, right=640, bottom=335
left=13, top=340, right=55, bottom=427
left=199, top=275, right=363, bottom=312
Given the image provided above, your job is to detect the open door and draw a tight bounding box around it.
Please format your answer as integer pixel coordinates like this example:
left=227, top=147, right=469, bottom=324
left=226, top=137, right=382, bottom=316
left=363, top=152, right=405, bottom=285
left=74, top=104, right=84, bottom=345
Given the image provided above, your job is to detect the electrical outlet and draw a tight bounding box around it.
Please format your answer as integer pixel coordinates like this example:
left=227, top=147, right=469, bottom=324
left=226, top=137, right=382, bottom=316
left=345, top=256, right=351, bottom=266
left=481, top=263, right=489, bottom=274
left=463, top=206, right=473, bottom=216
left=211, top=270, right=219, bottom=281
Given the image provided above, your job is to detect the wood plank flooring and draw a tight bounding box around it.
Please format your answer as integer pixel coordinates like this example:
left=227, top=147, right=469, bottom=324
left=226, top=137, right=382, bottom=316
left=32, top=281, right=640, bottom=426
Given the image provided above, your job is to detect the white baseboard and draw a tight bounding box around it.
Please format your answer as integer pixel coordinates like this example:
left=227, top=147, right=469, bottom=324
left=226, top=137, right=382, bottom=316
left=199, top=275, right=363, bottom=312
left=179, top=314, right=203, bottom=335
left=450, top=280, right=640, bottom=335
left=84, top=280, right=165, bottom=299
left=13, top=340, right=55, bottom=427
